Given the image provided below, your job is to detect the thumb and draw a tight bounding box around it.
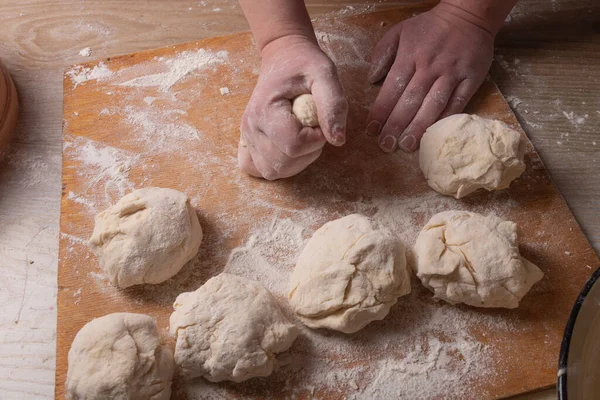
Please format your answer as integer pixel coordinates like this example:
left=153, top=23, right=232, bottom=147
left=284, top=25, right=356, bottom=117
left=310, top=73, right=348, bottom=147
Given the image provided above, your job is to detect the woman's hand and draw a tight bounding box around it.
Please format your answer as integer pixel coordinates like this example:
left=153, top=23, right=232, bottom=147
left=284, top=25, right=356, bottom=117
left=366, top=3, right=495, bottom=153
left=238, top=35, right=348, bottom=180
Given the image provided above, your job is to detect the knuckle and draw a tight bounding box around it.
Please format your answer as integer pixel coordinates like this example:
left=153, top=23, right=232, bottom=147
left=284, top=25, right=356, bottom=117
left=262, top=169, right=280, bottom=181
left=238, top=157, right=254, bottom=175
left=281, top=137, right=309, bottom=158
left=283, top=143, right=304, bottom=158
left=271, top=161, right=285, bottom=173
left=395, top=76, right=408, bottom=91
left=453, top=95, right=469, bottom=106
left=314, top=59, right=338, bottom=78
left=430, top=91, right=448, bottom=106
left=240, top=112, right=252, bottom=130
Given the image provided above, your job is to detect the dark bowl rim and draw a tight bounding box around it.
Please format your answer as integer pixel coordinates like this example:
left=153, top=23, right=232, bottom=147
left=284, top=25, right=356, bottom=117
left=557, top=266, right=600, bottom=399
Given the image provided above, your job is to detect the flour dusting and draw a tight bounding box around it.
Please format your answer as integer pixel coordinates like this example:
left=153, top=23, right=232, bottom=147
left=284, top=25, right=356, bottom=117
left=66, top=62, right=114, bottom=87
left=181, top=191, right=518, bottom=399
left=61, top=21, right=553, bottom=399
left=124, top=105, right=202, bottom=152
left=64, top=136, right=138, bottom=204
left=118, top=49, right=229, bottom=91
left=78, top=47, right=92, bottom=57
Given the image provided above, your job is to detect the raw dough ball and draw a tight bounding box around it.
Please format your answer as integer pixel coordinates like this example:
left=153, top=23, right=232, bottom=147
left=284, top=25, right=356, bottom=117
left=289, top=214, right=411, bottom=333
left=169, top=273, right=299, bottom=382
left=89, top=187, right=202, bottom=288
left=414, top=211, right=543, bottom=308
left=419, top=114, right=526, bottom=199
left=66, top=313, right=174, bottom=400
left=292, top=94, right=319, bottom=127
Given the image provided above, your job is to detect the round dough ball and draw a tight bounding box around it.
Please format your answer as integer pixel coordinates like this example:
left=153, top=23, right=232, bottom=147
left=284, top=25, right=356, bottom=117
left=292, top=94, right=319, bottom=127
left=414, top=211, right=543, bottom=308
left=66, top=313, right=174, bottom=400
left=169, top=273, right=299, bottom=382
left=289, top=214, right=411, bottom=334
left=89, top=187, right=202, bottom=288
left=0, top=61, right=19, bottom=162
left=419, top=114, right=526, bottom=199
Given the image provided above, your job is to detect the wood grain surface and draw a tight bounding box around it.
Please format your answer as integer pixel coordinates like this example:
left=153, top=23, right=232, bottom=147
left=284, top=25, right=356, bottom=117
left=56, top=7, right=599, bottom=399
left=1, top=1, right=600, bottom=399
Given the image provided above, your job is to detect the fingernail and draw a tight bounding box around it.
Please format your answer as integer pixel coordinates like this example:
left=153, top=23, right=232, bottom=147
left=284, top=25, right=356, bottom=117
left=398, top=135, right=417, bottom=153
left=332, top=126, right=346, bottom=146
left=379, top=135, right=397, bottom=153
left=366, top=121, right=381, bottom=136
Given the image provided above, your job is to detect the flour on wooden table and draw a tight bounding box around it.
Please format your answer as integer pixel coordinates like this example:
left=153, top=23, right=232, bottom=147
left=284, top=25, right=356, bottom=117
left=182, top=192, right=518, bottom=399
left=118, top=49, right=229, bottom=92
left=66, top=62, right=114, bottom=87
left=123, top=105, right=202, bottom=152
left=78, top=47, right=92, bottom=57
left=67, top=191, right=97, bottom=212
left=62, top=37, right=530, bottom=398
left=63, top=136, right=138, bottom=204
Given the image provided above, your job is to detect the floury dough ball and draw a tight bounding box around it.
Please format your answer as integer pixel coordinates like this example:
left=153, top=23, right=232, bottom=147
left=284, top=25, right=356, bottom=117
left=66, top=313, right=174, bottom=400
left=292, top=94, right=319, bottom=127
left=288, top=214, right=411, bottom=334
left=414, top=211, right=544, bottom=308
left=419, top=114, right=526, bottom=199
left=169, top=273, right=299, bottom=382
left=89, top=187, right=202, bottom=288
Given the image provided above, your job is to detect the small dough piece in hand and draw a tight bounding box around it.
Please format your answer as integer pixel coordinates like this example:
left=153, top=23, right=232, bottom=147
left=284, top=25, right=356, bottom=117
left=414, top=210, right=543, bottom=308
left=89, top=187, right=202, bottom=288
left=169, top=273, right=299, bottom=382
left=66, top=313, right=174, bottom=400
left=289, top=214, right=411, bottom=334
left=419, top=114, right=526, bottom=199
left=292, top=94, right=319, bottom=127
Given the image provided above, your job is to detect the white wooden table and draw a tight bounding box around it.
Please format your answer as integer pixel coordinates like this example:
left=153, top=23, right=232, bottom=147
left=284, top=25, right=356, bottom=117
left=1, top=0, right=599, bottom=398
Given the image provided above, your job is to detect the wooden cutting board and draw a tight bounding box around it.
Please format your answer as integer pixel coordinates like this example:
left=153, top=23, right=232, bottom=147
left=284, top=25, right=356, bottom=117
left=56, top=5, right=599, bottom=399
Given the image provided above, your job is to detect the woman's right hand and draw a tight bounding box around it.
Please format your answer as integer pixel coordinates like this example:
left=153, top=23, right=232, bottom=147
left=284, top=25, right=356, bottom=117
left=238, top=35, right=348, bottom=180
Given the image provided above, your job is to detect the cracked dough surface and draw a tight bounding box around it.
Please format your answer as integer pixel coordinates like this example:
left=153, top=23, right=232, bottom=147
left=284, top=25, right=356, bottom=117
left=414, top=211, right=543, bottom=308
left=89, top=187, right=202, bottom=288
left=288, top=214, right=411, bottom=334
left=169, top=273, right=299, bottom=382
left=419, top=114, right=526, bottom=199
left=66, top=313, right=174, bottom=400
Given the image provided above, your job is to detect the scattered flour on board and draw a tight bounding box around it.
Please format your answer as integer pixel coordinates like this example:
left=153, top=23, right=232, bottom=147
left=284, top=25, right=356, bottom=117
left=73, top=287, right=83, bottom=305
left=179, top=192, right=519, bottom=399
left=123, top=105, right=201, bottom=152
left=66, top=62, right=114, bottom=87
left=61, top=36, right=534, bottom=398
left=60, top=232, right=88, bottom=246
left=118, top=49, right=229, bottom=91
left=78, top=47, right=92, bottom=57
left=64, top=136, right=138, bottom=203
left=67, top=191, right=97, bottom=212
